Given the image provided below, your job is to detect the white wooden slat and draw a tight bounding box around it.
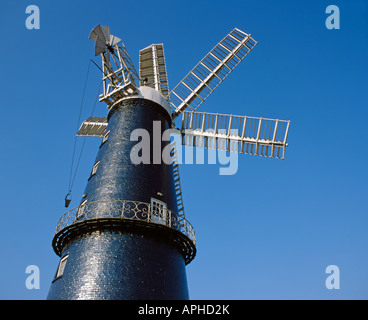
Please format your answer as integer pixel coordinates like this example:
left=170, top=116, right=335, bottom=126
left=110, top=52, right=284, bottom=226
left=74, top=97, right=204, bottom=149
left=179, top=111, right=290, bottom=159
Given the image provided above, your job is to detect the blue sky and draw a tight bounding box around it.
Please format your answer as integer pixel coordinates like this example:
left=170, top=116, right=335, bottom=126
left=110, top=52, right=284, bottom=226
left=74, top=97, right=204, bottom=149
left=0, top=0, right=367, bottom=299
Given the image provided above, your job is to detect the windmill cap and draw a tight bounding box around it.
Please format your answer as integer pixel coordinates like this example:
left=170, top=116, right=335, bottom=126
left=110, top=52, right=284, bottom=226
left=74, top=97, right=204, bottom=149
left=139, top=86, right=171, bottom=117
left=115, top=86, right=171, bottom=118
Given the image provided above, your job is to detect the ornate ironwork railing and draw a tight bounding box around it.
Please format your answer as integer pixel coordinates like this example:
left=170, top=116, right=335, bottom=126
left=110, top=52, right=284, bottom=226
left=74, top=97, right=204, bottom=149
left=54, top=199, right=196, bottom=245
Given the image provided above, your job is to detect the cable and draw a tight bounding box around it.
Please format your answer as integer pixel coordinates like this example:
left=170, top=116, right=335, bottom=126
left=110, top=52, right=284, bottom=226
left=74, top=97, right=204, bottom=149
left=68, top=60, right=91, bottom=194
left=66, top=59, right=103, bottom=207
left=69, top=80, right=102, bottom=192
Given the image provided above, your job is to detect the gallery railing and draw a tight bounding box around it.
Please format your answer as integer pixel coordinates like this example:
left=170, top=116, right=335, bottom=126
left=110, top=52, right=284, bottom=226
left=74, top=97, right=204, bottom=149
left=54, top=199, right=196, bottom=246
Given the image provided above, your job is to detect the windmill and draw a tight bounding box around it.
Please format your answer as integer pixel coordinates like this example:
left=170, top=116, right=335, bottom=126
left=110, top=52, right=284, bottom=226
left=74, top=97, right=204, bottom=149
left=47, top=25, right=290, bottom=300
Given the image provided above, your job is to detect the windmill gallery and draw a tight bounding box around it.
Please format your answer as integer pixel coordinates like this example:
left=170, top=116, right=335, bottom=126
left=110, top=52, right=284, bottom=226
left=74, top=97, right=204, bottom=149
left=46, top=25, right=290, bottom=300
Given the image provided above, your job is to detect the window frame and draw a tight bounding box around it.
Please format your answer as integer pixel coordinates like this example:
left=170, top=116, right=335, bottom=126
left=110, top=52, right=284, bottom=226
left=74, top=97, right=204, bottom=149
left=53, top=254, right=69, bottom=281
left=89, top=160, right=100, bottom=180
left=150, top=198, right=168, bottom=225
left=100, top=130, right=110, bottom=147
left=76, top=199, right=87, bottom=220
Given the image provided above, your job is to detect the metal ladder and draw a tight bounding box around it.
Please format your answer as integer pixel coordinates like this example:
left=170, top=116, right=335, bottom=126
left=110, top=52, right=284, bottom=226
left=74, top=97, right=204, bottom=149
left=171, top=142, right=185, bottom=220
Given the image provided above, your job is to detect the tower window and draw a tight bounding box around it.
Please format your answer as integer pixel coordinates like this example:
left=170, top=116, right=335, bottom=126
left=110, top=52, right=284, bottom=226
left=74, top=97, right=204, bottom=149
left=76, top=199, right=87, bottom=220
left=90, top=160, right=100, bottom=178
left=55, top=254, right=69, bottom=279
left=150, top=198, right=167, bottom=225
left=100, top=130, right=110, bottom=147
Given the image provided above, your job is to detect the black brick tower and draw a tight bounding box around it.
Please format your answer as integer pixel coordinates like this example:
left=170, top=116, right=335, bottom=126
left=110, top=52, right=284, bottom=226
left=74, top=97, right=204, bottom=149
left=47, top=92, right=196, bottom=300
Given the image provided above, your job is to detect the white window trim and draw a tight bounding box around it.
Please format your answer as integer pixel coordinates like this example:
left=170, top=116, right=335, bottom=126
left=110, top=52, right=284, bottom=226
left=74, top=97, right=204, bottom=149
left=91, top=160, right=100, bottom=176
left=102, top=130, right=110, bottom=144
left=56, top=254, right=69, bottom=278
left=76, top=199, right=87, bottom=219
left=150, top=198, right=168, bottom=225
